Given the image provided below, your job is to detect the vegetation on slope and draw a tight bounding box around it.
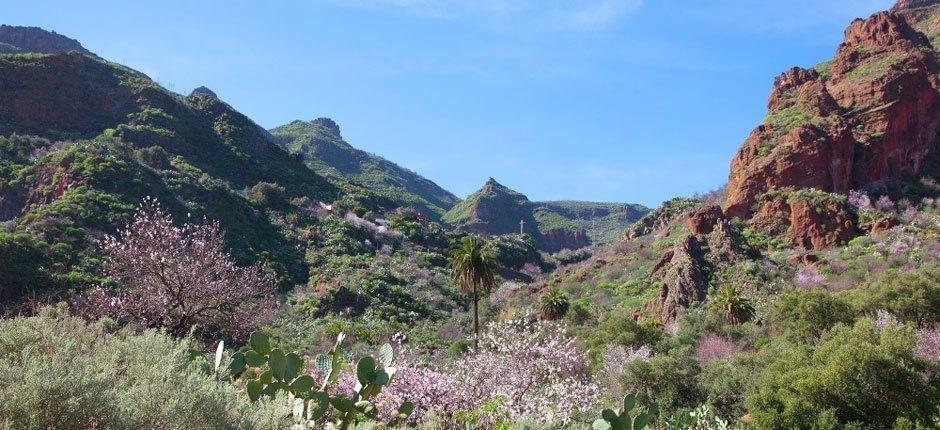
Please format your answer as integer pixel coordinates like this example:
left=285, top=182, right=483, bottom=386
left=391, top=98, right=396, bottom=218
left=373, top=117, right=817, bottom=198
left=270, top=118, right=460, bottom=220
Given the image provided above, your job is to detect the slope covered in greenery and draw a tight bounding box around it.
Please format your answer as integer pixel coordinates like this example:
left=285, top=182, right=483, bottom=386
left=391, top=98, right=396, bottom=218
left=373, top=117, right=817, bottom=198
left=444, top=178, right=648, bottom=251
left=270, top=119, right=460, bottom=220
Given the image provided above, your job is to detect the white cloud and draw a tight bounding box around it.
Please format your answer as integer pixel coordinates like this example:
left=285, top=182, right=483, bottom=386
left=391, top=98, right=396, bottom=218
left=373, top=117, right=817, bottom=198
left=323, top=0, right=644, bottom=30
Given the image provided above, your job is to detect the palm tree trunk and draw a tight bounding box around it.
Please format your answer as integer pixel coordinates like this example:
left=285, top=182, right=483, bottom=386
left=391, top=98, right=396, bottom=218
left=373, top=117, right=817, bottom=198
left=473, top=285, right=480, bottom=350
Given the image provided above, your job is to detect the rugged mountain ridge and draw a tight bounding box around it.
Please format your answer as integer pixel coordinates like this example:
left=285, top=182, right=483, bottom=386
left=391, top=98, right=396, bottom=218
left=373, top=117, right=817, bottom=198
left=444, top=178, right=647, bottom=252
left=270, top=118, right=460, bottom=220
left=0, top=25, right=92, bottom=55
left=724, top=1, right=940, bottom=249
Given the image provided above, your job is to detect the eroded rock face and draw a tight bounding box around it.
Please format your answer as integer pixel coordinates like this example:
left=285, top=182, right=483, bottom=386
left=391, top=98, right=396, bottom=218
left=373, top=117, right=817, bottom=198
left=724, top=66, right=855, bottom=219
left=0, top=25, right=92, bottom=55
left=644, top=235, right=709, bottom=322
left=892, top=0, right=940, bottom=13
left=749, top=194, right=858, bottom=249
left=539, top=229, right=590, bottom=254
left=724, top=8, right=940, bottom=248
left=687, top=204, right=724, bottom=235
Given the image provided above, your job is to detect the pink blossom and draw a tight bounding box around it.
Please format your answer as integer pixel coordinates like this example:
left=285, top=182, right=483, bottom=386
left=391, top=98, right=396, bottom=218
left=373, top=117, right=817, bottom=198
left=917, top=326, right=940, bottom=362
left=73, top=197, right=276, bottom=340
left=794, top=265, right=825, bottom=289
left=695, top=334, right=738, bottom=363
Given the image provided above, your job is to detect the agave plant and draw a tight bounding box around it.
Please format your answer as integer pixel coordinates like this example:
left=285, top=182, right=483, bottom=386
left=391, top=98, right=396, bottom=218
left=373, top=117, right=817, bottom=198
left=538, top=286, right=570, bottom=320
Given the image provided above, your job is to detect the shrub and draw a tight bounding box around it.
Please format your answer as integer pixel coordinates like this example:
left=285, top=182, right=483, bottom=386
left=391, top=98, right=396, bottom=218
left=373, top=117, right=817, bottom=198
left=850, top=263, right=940, bottom=324
left=770, top=289, right=854, bottom=341
left=0, top=305, right=288, bottom=429
left=248, top=181, right=287, bottom=207
left=619, top=346, right=703, bottom=415
left=748, top=319, right=940, bottom=429
left=447, top=317, right=600, bottom=426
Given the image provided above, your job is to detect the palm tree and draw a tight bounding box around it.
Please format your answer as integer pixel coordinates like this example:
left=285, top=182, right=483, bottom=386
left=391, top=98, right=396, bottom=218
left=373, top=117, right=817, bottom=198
left=711, top=284, right=755, bottom=325
left=450, top=235, right=497, bottom=348
left=539, top=286, right=570, bottom=320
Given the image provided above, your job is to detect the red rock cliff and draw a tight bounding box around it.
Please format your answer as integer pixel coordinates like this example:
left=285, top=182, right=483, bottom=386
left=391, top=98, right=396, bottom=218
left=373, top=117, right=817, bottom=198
left=724, top=7, right=940, bottom=248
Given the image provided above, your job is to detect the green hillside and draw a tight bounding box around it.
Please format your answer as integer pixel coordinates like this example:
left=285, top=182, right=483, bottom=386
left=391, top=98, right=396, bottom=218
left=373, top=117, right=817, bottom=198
left=444, top=178, right=648, bottom=251
left=270, top=119, right=460, bottom=220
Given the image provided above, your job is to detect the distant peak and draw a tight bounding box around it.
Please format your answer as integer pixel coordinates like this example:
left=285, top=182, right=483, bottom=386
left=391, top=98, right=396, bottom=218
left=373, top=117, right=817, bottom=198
left=0, top=25, right=92, bottom=55
left=312, top=117, right=341, bottom=137
left=189, top=86, right=218, bottom=99
left=892, top=0, right=940, bottom=11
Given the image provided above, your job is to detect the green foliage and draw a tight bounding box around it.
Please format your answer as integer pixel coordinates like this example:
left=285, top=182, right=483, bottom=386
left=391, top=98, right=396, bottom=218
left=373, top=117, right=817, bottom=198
left=747, top=319, right=940, bottom=429
left=709, top=285, right=755, bottom=325
left=844, top=54, right=901, bottom=80
left=763, top=91, right=830, bottom=138
left=0, top=306, right=288, bottom=429
left=582, top=308, right=665, bottom=361
left=849, top=262, right=940, bottom=324
left=450, top=235, right=499, bottom=347
left=247, top=181, right=287, bottom=207
left=619, top=346, right=703, bottom=414
left=771, top=289, right=855, bottom=341
left=538, top=286, right=570, bottom=320
left=593, top=392, right=658, bottom=430
left=230, top=330, right=412, bottom=429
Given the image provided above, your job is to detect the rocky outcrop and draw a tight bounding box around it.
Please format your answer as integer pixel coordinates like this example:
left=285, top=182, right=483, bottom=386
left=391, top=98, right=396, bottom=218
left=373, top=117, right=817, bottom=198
left=724, top=66, right=855, bottom=219
left=312, top=117, right=342, bottom=137
left=644, top=235, right=709, bottom=322
left=0, top=25, right=92, bottom=55
left=686, top=204, right=724, bottom=235
left=724, top=7, right=940, bottom=248
left=189, top=86, right=218, bottom=99
left=892, top=0, right=940, bottom=12
left=443, top=178, right=597, bottom=252
left=624, top=197, right=700, bottom=239
left=540, top=228, right=590, bottom=253
left=748, top=193, right=858, bottom=249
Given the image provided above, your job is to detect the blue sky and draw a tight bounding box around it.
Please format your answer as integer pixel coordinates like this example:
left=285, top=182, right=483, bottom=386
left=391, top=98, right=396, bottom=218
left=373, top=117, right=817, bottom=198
left=7, top=0, right=894, bottom=207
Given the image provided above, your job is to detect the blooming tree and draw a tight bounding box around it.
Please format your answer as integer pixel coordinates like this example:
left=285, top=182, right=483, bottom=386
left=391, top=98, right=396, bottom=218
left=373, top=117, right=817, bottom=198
left=448, top=317, right=600, bottom=425
left=695, top=334, right=739, bottom=363
left=79, top=197, right=276, bottom=340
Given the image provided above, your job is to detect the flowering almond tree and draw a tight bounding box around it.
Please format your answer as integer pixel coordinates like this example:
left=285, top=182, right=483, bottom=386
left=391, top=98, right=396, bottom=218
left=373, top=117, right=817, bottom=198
left=80, top=197, right=275, bottom=340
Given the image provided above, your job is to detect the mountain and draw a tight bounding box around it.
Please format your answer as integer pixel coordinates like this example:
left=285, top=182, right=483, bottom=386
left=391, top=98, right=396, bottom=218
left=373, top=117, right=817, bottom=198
left=0, top=26, right=468, bottom=326
left=443, top=178, right=648, bottom=252
left=270, top=118, right=460, bottom=220
left=0, top=39, right=345, bottom=299
left=723, top=1, right=940, bottom=249
left=0, top=25, right=93, bottom=55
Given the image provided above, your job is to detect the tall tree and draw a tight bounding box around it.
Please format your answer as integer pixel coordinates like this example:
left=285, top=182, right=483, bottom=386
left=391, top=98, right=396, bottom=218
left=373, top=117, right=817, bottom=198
left=450, top=235, right=497, bottom=348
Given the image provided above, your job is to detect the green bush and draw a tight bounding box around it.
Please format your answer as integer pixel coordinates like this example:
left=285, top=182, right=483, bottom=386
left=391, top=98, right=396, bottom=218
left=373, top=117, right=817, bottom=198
left=747, top=319, right=940, bottom=429
left=0, top=305, right=288, bottom=429
left=619, top=346, right=703, bottom=415
left=770, top=289, right=855, bottom=341
left=849, top=263, right=940, bottom=324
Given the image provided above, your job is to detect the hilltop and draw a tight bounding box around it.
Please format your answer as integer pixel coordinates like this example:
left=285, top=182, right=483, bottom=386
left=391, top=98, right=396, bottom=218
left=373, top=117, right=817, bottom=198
left=270, top=118, right=460, bottom=220
left=443, top=178, right=648, bottom=252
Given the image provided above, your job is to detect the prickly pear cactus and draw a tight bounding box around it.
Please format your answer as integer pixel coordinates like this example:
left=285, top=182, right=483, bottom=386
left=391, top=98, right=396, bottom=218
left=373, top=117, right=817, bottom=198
left=592, top=392, right=658, bottom=430
left=224, top=330, right=412, bottom=429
